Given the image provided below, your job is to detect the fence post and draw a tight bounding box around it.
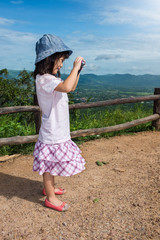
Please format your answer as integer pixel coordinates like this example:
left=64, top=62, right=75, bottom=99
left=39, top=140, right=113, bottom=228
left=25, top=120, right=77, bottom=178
left=34, top=93, right=41, bottom=134
left=153, top=88, right=160, bottom=130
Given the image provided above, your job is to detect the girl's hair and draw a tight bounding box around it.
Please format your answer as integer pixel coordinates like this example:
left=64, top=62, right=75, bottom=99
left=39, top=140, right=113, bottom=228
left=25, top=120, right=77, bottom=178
left=33, top=51, right=70, bottom=79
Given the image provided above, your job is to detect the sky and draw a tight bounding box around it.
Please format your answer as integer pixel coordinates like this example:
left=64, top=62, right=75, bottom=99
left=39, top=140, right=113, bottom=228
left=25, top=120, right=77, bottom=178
left=0, top=0, right=160, bottom=75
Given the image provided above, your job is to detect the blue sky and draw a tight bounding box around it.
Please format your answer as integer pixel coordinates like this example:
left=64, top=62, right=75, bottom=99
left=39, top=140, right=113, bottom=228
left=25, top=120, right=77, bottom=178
left=0, top=0, right=160, bottom=75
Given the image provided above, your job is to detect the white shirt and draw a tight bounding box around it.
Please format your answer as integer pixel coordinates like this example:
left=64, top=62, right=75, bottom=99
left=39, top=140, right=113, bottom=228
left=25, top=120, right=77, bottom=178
left=36, top=74, right=71, bottom=144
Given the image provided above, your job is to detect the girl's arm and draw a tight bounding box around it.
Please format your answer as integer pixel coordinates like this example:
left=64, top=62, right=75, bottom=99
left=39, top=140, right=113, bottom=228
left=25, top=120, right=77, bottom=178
left=55, top=56, right=84, bottom=93
left=71, top=73, right=80, bottom=91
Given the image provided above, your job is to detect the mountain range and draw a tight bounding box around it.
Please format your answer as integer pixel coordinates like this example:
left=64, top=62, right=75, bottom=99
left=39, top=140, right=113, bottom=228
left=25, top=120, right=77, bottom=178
left=6, top=70, right=160, bottom=91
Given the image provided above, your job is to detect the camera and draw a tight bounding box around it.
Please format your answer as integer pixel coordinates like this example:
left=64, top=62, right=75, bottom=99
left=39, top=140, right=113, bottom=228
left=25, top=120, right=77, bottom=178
left=78, top=60, right=86, bottom=74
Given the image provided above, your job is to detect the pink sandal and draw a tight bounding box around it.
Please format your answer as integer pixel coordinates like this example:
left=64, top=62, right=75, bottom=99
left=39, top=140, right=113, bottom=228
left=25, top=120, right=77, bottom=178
left=45, top=198, right=69, bottom=212
left=42, top=188, right=66, bottom=196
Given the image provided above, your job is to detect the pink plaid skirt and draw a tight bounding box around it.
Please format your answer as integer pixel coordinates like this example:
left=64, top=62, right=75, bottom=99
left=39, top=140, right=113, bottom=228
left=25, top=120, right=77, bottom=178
left=33, top=139, right=86, bottom=176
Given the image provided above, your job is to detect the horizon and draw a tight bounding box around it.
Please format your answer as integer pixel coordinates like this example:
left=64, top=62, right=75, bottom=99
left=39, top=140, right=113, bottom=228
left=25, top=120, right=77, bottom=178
left=5, top=69, right=160, bottom=77
left=0, top=0, right=160, bottom=75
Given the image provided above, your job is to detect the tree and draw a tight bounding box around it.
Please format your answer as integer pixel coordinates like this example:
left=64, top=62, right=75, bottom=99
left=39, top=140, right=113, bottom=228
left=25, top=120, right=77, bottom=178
left=0, top=69, right=34, bottom=107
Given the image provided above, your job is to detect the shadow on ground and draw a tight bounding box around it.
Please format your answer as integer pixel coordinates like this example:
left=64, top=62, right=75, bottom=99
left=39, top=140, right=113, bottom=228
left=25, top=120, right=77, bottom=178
left=0, top=172, right=43, bottom=205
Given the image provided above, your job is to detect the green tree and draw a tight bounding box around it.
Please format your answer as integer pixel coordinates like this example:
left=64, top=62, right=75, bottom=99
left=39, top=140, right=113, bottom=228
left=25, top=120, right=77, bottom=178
left=0, top=69, right=34, bottom=107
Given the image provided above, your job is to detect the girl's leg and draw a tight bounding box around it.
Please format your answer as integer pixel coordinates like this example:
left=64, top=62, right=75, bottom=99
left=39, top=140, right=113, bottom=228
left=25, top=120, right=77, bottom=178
left=43, top=172, right=64, bottom=206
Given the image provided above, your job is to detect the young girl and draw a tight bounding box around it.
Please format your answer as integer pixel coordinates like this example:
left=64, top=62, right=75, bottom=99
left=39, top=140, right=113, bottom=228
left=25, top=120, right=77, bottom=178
left=33, top=34, right=86, bottom=212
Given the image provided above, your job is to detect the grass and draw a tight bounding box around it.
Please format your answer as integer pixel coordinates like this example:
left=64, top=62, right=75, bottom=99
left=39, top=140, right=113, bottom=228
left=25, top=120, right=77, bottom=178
left=70, top=103, right=153, bottom=143
left=0, top=113, right=36, bottom=156
left=0, top=103, right=154, bottom=156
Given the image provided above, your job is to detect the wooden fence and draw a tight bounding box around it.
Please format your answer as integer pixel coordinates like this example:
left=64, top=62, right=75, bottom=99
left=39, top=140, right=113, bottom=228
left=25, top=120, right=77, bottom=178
left=0, top=88, right=160, bottom=146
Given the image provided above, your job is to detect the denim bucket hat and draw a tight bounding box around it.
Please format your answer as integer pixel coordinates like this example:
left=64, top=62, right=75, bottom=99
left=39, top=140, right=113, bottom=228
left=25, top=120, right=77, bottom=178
left=35, top=34, right=73, bottom=64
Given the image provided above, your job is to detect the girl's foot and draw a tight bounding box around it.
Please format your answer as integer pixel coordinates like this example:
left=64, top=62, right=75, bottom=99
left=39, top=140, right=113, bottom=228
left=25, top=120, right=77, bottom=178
left=42, top=188, right=66, bottom=196
left=45, top=198, right=69, bottom=211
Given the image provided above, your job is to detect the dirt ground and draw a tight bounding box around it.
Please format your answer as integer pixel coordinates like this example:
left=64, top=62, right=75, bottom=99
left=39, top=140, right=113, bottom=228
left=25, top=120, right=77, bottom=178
left=0, top=131, right=160, bottom=240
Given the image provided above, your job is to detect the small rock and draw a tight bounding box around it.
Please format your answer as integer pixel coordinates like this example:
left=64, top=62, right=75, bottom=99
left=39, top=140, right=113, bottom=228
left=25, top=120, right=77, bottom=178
left=102, top=161, right=109, bottom=165
left=132, top=203, right=141, bottom=207
left=132, top=203, right=137, bottom=207
left=113, top=168, right=125, bottom=172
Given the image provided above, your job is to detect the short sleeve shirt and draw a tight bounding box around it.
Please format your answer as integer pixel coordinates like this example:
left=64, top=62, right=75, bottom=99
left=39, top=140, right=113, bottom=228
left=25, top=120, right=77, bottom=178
left=36, top=74, right=71, bottom=144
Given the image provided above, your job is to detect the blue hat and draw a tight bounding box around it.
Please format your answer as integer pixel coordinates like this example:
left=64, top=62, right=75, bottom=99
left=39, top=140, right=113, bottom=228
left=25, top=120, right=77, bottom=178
left=35, top=34, right=73, bottom=64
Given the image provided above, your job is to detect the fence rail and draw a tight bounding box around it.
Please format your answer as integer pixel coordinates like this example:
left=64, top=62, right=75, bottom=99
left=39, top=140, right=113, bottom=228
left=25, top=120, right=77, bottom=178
left=1, top=94, right=160, bottom=115
left=0, top=88, right=160, bottom=146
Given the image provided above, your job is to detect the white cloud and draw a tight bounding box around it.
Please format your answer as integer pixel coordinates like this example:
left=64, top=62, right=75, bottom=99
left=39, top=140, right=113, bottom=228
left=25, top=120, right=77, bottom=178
left=95, top=54, right=122, bottom=61
left=1, top=0, right=160, bottom=75
left=0, top=17, right=15, bottom=26
left=84, top=0, right=160, bottom=35
left=1, top=27, right=160, bottom=74
left=0, top=28, right=39, bottom=70
left=99, top=7, right=160, bottom=28
left=84, top=63, right=100, bottom=72
left=65, top=29, right=160, bottom=74
left=0, top=28, right=38, bottom=44
left=69, top=31, right=160, bottom=60
left=10, top=1, right=23, bottom=4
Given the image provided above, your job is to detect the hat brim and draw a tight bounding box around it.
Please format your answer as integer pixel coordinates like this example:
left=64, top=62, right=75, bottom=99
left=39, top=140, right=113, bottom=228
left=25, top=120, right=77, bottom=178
left=35, top=49, right=73, bottom=64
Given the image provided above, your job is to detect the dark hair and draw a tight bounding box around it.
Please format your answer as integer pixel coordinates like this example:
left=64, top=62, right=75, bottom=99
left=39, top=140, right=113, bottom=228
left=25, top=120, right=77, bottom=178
left=33, top=51, right=70, bottom=79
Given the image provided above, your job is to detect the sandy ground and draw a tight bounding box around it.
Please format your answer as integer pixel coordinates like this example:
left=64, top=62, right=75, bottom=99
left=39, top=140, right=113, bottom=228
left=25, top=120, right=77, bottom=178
left=0, top=131, right=160, bottom=240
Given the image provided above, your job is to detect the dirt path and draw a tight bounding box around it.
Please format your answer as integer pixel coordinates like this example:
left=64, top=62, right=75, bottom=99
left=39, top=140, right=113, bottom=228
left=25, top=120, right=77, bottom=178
left=0, top=131, right=160, bottom=240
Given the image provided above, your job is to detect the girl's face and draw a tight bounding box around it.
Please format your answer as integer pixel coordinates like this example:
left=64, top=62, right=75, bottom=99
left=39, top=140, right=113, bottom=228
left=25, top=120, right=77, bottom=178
left=52, top=56, right=65, bottom=75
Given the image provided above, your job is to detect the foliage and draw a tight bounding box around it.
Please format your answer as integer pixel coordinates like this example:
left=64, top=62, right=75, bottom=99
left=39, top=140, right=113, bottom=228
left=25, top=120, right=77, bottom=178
left=70, top=103, right=153, bottom=144
left=0, top=114, right=36, bottom=155
left=0, top=68, right=34, bottom=107
left=0, top=68, right=36, bottom=155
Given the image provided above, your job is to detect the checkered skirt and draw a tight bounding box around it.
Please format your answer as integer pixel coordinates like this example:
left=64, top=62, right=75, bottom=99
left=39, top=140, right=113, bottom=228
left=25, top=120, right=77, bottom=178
left=33, top=139, right=85, bottom=176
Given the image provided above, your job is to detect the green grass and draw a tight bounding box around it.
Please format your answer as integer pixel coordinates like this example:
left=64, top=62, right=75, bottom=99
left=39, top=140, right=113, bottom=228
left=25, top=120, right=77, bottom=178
left=0, top=103, right=154, bottom=156
left=0, top=113, right=36, bottom=156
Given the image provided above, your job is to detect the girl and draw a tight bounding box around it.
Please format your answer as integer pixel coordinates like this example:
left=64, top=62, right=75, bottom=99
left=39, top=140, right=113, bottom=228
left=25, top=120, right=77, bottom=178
left=33, top=34, right=86, bottom=212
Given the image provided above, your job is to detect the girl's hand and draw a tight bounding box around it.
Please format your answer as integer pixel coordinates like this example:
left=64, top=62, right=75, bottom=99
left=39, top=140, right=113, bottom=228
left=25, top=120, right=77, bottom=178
left=73, top=56, right=85, bottom=71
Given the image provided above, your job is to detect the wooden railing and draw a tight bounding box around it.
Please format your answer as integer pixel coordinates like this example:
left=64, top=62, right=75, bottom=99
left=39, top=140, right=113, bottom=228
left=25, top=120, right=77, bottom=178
left=0, top=88, right=160, bottom=146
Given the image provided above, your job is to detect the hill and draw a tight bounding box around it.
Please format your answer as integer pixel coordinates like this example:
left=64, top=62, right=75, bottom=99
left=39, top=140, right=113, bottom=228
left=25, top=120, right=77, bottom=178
left=6, top=70, right=160, bottom=91
left=78, top=73, right=160, bottom=91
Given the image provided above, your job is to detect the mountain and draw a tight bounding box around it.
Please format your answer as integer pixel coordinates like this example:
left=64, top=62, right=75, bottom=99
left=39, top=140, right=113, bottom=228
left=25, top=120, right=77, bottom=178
left=7, top=69, right=22, bottom=79
left=78, top=74, right=160, bottom=91
left=5, top=70, right=160, bottom=91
